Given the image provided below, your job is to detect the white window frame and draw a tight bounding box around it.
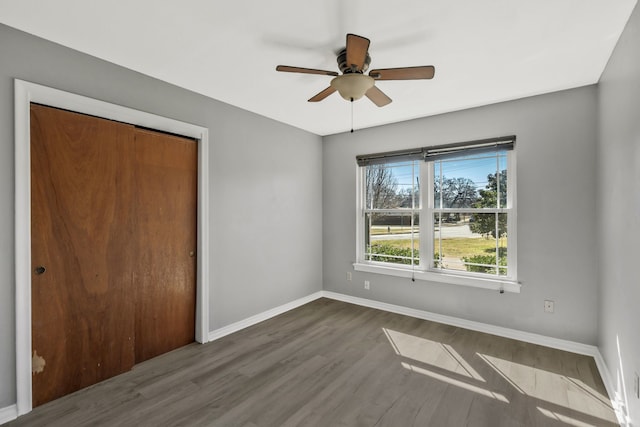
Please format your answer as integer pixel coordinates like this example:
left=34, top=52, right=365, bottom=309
left=354, top=148, right=519, bottom=293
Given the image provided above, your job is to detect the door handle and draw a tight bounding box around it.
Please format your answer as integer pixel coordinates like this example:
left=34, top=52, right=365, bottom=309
left=34, top=266, right=46, bottom=275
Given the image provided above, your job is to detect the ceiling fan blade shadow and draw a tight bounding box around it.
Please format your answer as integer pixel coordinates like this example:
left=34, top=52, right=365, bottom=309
left=346, top=34, right=370, bottom=71
left=276, top=65, right=338, bottom=76
left=372, top=29, right=431, bottom=51
left=365, top=86, right=392, bottom=107
left=369, top=66, right=435, bottom=80
left=308, top=86, right=337, bottom=102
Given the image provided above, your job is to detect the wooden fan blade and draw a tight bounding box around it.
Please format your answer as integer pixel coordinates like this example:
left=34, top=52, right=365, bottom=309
left=276, top=65, right=338, bottom=77
left=308, top=86, right=337, bottom=102
left=365, top=86, right=392, bottom=107
left=346, top=34, right=370, bottom=71
left=369, top=66, right=435, bottom=80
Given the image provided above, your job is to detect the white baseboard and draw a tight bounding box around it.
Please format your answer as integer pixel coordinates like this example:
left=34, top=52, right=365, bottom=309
left=593, top=351, right=628, bottom=426
left=321, top=291, right=598, bottom=356
left=208, top=291, right=324, bottom=341
left=320, top=291, right=624, bottom=426
left=0, top=404, right=17, bottom=424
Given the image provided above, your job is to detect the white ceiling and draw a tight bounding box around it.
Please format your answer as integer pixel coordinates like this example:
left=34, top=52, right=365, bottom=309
left=0, top=0, right=636, bottom=135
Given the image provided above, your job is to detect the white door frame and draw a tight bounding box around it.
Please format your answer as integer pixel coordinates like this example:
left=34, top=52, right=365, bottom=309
left=14, top=79, right=211, bottom=416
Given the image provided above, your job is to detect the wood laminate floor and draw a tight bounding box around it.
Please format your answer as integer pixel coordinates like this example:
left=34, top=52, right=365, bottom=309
left=6, top=298, right=618, bottom=427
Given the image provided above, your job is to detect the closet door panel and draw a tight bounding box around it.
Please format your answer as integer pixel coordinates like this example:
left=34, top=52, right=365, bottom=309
left=30, top=104, right=136, bottom=407
left=133, top=128, right=197, bottom=364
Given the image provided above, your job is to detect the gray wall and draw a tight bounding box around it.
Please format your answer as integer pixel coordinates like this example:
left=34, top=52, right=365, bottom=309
left=323, top=86, right=599, bottom=345
left=598, top=2, right=640, bottom=422
left=5, top=6, right=639, bottom=418
left=0, top=24, right=323, bottom=408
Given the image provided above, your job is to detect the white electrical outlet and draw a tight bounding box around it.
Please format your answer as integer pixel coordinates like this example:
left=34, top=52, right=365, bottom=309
left=634, top=372, right=639, bottom=399
left=544, top=300, right=555, bottom=313
left=346, top=272, right=352, bottom=281
left=364, top=280, right=370, bottom=290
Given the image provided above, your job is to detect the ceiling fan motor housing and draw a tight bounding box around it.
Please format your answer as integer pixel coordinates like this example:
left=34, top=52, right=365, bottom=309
left=337, top=48, right=371, bottom=74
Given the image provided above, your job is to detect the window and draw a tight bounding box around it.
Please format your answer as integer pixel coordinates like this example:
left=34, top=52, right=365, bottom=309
left=364, top=160, right=420, bottom=266
left=355, top=136, right=518, bottom=292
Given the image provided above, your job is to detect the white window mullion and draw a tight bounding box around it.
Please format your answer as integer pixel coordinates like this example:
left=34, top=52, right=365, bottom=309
left=411, top=162, right=416, bottom=267
left=507, top=151, right=517, bottom=280
left=496, top=154, right=501, bottom=209
left=356, top=166, right=365, bottom=263
left=495, top=212, right=500, bottom=275
left=495, top=154, right=501, bottom=275
left=363, top=208, right=419, bottom=215
left=422, top=161, right=433, bottom=270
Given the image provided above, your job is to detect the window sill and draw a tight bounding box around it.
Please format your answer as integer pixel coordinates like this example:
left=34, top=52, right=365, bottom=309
left=352, top=262, right=521, bottom=293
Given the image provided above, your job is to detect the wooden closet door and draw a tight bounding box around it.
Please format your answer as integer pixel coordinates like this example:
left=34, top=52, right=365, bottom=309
left=30, top=104, right=137, bottom=407
left=133, top=128, right=197, bottom=363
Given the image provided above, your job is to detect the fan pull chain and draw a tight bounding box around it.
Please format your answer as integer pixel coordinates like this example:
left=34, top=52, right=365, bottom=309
left=350, top=98, right=354, bottom=133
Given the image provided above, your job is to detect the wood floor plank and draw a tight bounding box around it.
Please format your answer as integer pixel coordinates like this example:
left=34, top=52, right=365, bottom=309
left=6, top=298, right=618, bottom=427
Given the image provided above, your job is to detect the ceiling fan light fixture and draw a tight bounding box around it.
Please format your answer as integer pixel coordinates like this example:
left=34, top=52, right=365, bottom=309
left=330, top=74, right=374, bottom=101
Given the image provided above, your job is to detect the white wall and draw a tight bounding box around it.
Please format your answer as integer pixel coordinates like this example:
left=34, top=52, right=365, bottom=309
left=597, top=3, right=640, bottom=423
left=0, top=24, right=323, bottom=409
left=323, top=86, right=599, bottom=345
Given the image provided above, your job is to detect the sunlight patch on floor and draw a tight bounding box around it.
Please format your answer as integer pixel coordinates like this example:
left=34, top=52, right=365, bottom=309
left=401, top=361, right=509, bottom=403
left=537, top=406, right=599, bottom=427
left=383, top=328, right=484, bottom=381
left=480, top=353, right=616, bottom=423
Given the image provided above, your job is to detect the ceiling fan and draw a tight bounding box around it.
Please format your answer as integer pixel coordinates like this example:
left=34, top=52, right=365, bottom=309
left=276, top=33, right=435, bottom=107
